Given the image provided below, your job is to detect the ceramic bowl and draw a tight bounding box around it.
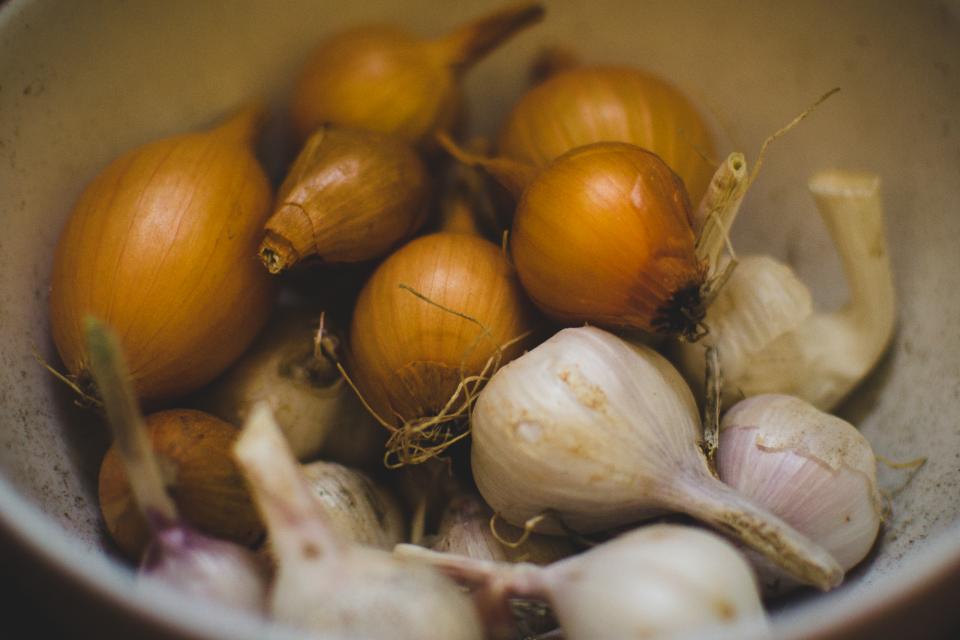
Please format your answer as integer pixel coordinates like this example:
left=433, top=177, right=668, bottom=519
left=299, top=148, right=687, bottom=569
left=1, top=0, right=958, bottom=637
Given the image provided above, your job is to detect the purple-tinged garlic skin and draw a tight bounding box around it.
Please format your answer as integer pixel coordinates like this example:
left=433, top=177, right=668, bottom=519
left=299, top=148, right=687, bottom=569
left=471, top=326, right=842, bottom=590
left=718, top=394, right=882, bottom=589
left=139, top=525, right=268, bottom=612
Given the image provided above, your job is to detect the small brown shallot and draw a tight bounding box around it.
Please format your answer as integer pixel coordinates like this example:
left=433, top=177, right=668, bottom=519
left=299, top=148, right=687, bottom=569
left=498, top=64, right=717, bottom=205
left=348, top=232, right=535, bottom=464
left=290, top=2, right=545, bottom=144
left=259, top=126, right=430, bottom=274
left=86, top=317, right=267, bottom=611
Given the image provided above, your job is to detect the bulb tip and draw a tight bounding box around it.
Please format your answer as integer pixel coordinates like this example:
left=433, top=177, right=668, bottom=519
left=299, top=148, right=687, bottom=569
left=257, top=232, right=298, bottom=275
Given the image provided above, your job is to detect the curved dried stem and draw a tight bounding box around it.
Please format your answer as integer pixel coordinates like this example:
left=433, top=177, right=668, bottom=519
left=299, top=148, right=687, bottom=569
left=489, top=512, right=547, bottom=549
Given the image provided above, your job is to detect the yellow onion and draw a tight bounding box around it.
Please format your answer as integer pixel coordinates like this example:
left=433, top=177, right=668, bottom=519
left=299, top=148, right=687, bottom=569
left=290, top=2, right=545, bottom=144
left=98, top=409, right=263, bottom=558
left=348, top=232, right=534, bottom=463
left=49, top=108, right=276, bottom=404
left=440, top=137, right=706, bottom=339
left=498, top=65, right=716, bottom=205
left=259, top=126, right=430, bottom=274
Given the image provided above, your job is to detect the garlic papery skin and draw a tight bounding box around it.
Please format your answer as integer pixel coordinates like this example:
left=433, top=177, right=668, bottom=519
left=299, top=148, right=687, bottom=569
left=674, top=254, right=813, bottom=403
left=676, top=170, right=894, bottom=411
left=718, top=394, right=882, bottom=587
left=139, top=526, right=268, bottom=612
left=235, top=403, right=482, bottom=640
left=471, top=326, right=842, bottom=590
left=433, top=492, right=573, bottom=564
left=201, top=306, right=383, bottom=466
left=302, top=461, right=406, bottom=550
left=398, top=524, right=767, bottom=640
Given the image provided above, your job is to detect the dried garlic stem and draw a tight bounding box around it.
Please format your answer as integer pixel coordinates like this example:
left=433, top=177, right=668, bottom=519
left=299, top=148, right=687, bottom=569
left=83, top=317, right=176, bottom=526
left=670, top=471, right=843, bottom=590
left=799, top=171, right=895, bottom=407
left=694, top=152, right=748, bottom=269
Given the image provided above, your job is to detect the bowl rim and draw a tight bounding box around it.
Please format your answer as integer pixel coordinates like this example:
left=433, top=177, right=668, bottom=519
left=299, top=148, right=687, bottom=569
left=3, top=470, right=959, bottom=639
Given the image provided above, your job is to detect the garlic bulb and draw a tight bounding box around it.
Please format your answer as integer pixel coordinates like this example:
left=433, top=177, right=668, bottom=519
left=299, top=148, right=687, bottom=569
left=302, top=461, right=406, bottom=550
left=718, top=394, right=882, bottom=591
left=201, top=306, right=383, bottom=466
left=472, top=326, right=842, bottom=590
left=397, top=524, right=767, bottom=640
left=234, top=403, right=483, bottom=639
left=676, top=170, right=895, bottom=411
left=433, top=492, right=572, bottom=565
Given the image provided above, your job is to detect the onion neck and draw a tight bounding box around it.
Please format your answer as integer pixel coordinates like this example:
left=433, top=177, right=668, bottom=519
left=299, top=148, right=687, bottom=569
left=214, top=103, right=267, bottom=146
left=428, top=2, right=546, bottom=71
left=669, top=467, right=843, bottom=591
left=436, top=132, right=537, bottom=198
left=694, top=152, right=749, bottom=271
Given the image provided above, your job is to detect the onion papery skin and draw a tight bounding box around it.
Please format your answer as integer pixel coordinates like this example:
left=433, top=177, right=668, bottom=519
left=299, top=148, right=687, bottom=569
left=349, top=232, right=534, bottom=427
left=49, top=110, right=275, bottom=404
left=511, top=142, right=705, bottom=336
left=498, top=65, right=716, bottom=205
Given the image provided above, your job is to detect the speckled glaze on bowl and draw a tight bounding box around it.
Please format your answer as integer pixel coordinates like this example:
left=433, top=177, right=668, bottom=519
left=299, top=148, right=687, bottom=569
left=1, top=0, right=958, bottom=638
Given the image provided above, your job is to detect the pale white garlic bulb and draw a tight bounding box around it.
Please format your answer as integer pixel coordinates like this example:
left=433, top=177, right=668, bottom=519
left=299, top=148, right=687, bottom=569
left=718, top=394, right=882, bottom=591
left=234, top=403, right=482, bottom=640
left=433, top=492, right=573, bottom=565
left=471, top=326, right=842, bottom=590
left=397, top=524, right=767, bottom=640
left=677, top=170, right=895, bottom=412
left=302, top=461, right=405, bottom=549
left=203, top=306, right=383, bottom=465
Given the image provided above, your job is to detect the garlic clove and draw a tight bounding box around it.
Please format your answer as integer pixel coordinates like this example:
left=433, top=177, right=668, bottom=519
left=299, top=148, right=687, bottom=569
left=718, top=394, right=882, bottom=587
left=472, top=326, right=842, bottom=590
left=301, top=461, right=406, bottom=550
left=433, top=492, right=573, bottom=565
